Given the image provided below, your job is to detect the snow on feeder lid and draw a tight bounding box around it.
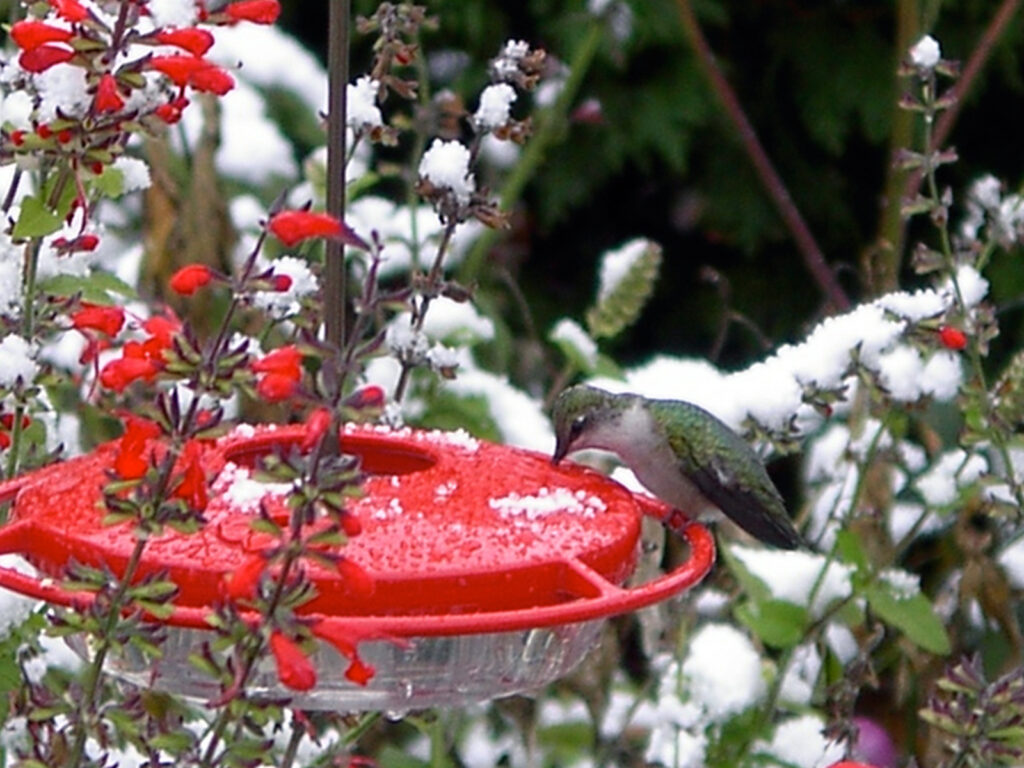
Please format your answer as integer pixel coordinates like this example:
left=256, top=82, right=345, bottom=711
left=0, top=423, right=714, bottom=710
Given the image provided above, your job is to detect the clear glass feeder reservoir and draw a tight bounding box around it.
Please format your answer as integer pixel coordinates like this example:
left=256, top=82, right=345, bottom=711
left=0, top=424, right=714, bottom=710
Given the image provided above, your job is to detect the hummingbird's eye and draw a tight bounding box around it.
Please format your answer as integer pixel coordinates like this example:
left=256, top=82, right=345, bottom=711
left=569, top=415, right=587, bottom=439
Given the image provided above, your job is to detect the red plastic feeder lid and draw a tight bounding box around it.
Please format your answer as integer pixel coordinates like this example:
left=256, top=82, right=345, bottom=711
left=0, top=424, right=714, bottom=636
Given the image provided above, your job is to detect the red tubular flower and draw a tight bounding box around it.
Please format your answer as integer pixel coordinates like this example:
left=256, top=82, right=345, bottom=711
left=251, top=345, right=302, bottom=377
left=114, top=416, right=161, bottom=480
left=141, top=313, right=182, bottom=347
left=72, top=303, right=125, bottom=337
left=169, top=264, right=213, bottom=295
left=938, top=325, right=968, bottom=351
left=155, top=27, right=215, bottom=56
left=51, top=0, right=88, bottom=21
left=189, top=65, right=234, bottom=95
left=148, top=54, right=206, bottom=86
left=94, top=73, right=125, bottom=113
left=271, top=273, right=293, bottom=291
left=269, top=631, right=317, bottom=691
left=256, top=372, right=298, bottom=402
left=345, top=385, right=385, bottom=410
left=99, top=356, right=160, bottom=392
left=301, top=407, right=332, bottom=451
left=19, top=45, right=74, bottom=73
left=10, top=20, right=74, bottom=51
left=269, top=210, right=367, bottom=249
left=172, top=441, right=209, bottom=511
left=221, top=554, right=266, bottom=602
left=154, top=97, right=188, bottom=124
left=226, top=0, right=281, bottom=24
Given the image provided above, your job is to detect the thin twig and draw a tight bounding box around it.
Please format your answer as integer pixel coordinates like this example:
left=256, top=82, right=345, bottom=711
left=901, top=0, right=1022, bottom=205
left=674, top=0, right=851, bottom=311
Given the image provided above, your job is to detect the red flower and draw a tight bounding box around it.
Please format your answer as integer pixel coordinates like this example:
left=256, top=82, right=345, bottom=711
left=221, top=554, right=266, bottom=602
left=251, top=345, right=303, bottom=377
left=94, top=73, right=125, bottom=113
left=148, top=54, right=206, bottom=86
left=155, top=27, right=215, bottom=56
left=339, top=512, right=362, bottom=537
left=225, top=0, right=281, bottom=24
left=269, top=210, right=366, bottom=249
left=10, top=20, right=73, bottom=51
left=189, top=65, right=234, bottom=95
left=114, top=416, right=161, bottom=480
left=301, top=407, right=332, bottom=450
left=345, top=385, right=385, bottom=410
left=256, top=372, right=298, bottom=402
left=0, top=413, right=31, bottom=450
left=271, top=273, right=292, bottom=291
left=938, top=325, right=968, bottom=351
left=169, top=264, right=213, bottom=295
left=252, top=346, right=303, bottom=402
left=269, top=631, right=317, bottom=691
left=99, top=356, right=160, bottom=392
left=50, top=0, right=88, bottom=21
left=148, top=56, right=233, bottom=94
left=154, top=98, right=188, bottom=124
left=172, top=441, right=209, bottom=511
left=19, top=45, right=74, bottom=73
left=72, top=303, right=125, bottom=337
left=141, top=313, right=182, bottom=347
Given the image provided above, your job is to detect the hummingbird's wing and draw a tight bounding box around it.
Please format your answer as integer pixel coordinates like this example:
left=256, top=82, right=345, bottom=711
left=653, top=400, right=805, bottom=550
left=686, top=455, right=804, bottom=549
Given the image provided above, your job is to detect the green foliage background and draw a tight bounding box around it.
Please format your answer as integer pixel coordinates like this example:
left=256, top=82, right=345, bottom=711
left=280, top=0, right=1024, bottom=377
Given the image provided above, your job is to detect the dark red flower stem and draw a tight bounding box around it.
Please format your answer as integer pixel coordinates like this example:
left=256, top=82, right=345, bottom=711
left=674, top=0, right=850, bottom=312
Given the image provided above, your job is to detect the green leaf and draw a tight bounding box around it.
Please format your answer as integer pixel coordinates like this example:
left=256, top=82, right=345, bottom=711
left=40, top=270, right=137, bottom=302
left=864, top=583, right=951, bottom=655
left=549, top=318, right=599, bottom=374
left=92, top=166, right=125, bottom=198
left=586, top=239, right=662, bottom=340
left=12, top=196, right=62, bottom=239
left=835, top=528, right=869, bottom=573
left=735, top=598, right=808, bottom=649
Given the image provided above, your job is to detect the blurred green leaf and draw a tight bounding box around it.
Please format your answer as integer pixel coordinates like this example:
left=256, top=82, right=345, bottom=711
left=864, top=583, right=951, bottom=655
left=735, top=598, right=808, bottom=649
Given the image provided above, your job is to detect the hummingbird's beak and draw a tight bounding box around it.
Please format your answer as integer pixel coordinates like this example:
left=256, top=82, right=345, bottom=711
left=551, top=436, right=568, bottom=466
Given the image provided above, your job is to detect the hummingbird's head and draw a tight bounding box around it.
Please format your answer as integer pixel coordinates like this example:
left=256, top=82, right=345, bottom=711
left=551, top=384, right=632, bottom=465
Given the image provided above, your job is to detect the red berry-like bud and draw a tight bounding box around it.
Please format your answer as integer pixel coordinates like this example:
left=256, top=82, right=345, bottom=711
left=938, top=325, right=968, bottom=350
left=169, top=264, right=214, bottom=295
left=94, top=73, right=125, bottom=113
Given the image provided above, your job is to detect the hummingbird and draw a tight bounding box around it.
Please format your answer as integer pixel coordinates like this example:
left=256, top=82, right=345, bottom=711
left=551, top=385, right=804, bottom=549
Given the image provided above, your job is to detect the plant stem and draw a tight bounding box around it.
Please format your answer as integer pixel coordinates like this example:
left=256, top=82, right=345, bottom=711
left=674, top=0, right=850, bottom=311
left=68, top=533, right=150, bottom=767
left=870, top=0, right=918, bottom=294
left=900, top=0, right=1022, bottom=210
left=459, top=20, right=605, bottom=284
left=325, top=0, right=351, bottom=353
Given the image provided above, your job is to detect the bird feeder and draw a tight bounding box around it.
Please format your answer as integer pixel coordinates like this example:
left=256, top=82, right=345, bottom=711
left=0, top=423, right=714, bottom=710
